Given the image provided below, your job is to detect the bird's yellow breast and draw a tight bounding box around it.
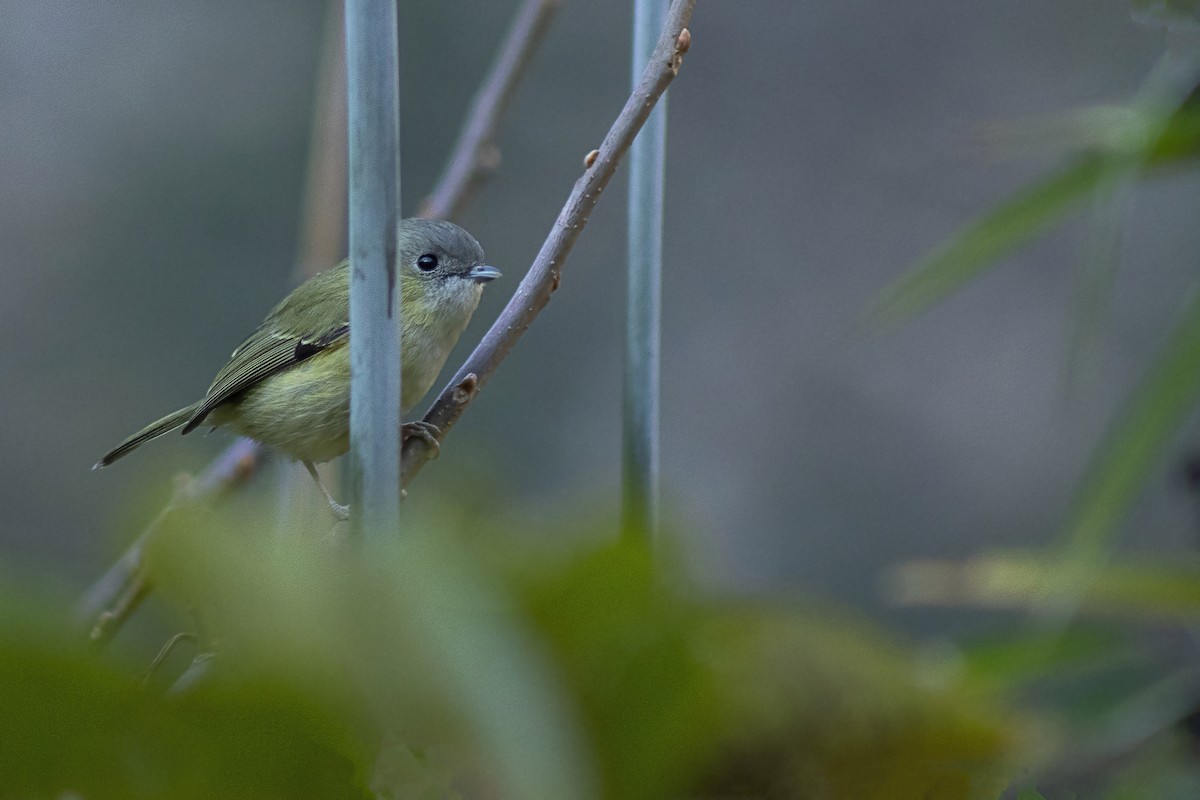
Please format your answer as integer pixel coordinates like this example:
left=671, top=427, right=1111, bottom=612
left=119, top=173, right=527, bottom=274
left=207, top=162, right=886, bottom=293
left=212, top=342, right=353, bottom=463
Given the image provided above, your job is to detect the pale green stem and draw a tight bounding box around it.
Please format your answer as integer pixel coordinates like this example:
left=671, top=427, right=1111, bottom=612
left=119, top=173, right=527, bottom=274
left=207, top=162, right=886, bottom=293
left=345, top=0, right=402, bottom=539
left=622, top=0, right=669, bottom=542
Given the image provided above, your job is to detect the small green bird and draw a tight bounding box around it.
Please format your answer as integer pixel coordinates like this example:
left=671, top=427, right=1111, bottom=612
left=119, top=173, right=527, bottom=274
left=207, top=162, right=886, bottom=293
left=96, top=218, right=500, bottom=519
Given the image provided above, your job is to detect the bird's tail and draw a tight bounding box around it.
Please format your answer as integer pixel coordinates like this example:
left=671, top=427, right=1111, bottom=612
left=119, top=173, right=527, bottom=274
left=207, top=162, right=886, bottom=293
left=94, top=402, right=202, bottom=469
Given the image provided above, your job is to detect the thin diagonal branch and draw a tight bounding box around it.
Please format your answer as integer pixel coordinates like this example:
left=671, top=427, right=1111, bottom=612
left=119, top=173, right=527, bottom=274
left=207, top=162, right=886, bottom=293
left=419, top=0, right=559, bottom=221
left=401, top=0, right=695, bottom=485
left=79, top=0, right=558, bottom=646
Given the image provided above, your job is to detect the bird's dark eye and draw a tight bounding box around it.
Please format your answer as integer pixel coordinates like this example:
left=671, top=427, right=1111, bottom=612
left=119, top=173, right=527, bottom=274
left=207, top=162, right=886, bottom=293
left=417, top=253, right=438, bottom=272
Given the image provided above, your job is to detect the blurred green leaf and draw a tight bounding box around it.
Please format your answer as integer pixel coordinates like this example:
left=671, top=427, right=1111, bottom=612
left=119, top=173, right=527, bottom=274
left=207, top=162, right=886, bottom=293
left=1063, top=288, right=1200, bottom=565
left=870, top=156, right=1106, bottom=327
left=894, top=553, right=1200, bottom=620
left=871, top=81, right=1200, bottom=329
left=1147, top=84, right=1200, bottom=163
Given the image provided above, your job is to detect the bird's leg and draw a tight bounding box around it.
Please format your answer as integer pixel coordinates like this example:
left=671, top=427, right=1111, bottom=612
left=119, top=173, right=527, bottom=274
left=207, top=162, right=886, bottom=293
left=303, top=460, right=350, bottom=521
left=401, top=421, right=442, bottom=458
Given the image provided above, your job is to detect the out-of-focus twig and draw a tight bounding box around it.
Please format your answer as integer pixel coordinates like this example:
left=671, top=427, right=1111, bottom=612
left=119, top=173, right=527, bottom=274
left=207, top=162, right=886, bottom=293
left=79, top=438, right=260, bottom=648
left=401, top=1, right=695, bottom=486
left=419, top=0, right=560, bottom=221
left=139, top=632, right=197, bottom=688
left=296, top=0, right=349, bottom=280
left=79, top=0, right=560, bottom=648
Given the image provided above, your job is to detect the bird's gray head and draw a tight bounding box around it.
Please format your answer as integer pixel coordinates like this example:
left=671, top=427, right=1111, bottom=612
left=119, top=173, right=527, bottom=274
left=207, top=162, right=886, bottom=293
left=399, top=219, right=498, bottom=283
left=398, top=218, right=501, bottom=316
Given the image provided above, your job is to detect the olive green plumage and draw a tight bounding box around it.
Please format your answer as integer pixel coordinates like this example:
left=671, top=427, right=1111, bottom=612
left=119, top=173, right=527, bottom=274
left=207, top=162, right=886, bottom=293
left=96, top=218, right=499, bottom=471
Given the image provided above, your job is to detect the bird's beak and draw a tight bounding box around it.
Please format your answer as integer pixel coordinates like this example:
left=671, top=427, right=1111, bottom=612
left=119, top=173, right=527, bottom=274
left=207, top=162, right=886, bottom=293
left=468, top=264, right=502, bottom=284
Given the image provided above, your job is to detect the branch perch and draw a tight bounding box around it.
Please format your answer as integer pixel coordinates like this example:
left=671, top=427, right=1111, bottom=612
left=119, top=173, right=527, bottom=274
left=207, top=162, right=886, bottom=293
left=402, top=0, right=695, bottom=485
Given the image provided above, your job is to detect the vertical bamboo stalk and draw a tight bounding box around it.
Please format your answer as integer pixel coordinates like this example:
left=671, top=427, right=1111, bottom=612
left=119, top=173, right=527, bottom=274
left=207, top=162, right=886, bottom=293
left=345, top=0, right=402, bottom=539
left=622, top=0, right=668, bottom=541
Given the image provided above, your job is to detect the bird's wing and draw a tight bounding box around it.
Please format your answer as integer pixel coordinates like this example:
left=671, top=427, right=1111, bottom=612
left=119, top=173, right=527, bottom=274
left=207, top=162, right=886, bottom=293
left=181, top=321, right=348, bottom=433
left=181, top=261, right=351, bottom=433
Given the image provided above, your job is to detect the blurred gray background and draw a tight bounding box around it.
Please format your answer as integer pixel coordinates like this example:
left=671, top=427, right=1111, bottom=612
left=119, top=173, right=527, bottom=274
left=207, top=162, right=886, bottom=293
left=3, top=0, right=1198, bottom=622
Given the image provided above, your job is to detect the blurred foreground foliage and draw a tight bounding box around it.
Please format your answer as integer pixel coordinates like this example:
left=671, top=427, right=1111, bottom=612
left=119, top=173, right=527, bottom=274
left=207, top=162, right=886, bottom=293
left=2, top=499, right=1034, bottom=799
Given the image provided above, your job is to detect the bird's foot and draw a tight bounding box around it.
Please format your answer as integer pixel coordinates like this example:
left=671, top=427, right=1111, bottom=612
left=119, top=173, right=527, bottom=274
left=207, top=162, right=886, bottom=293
left=328, top=500, right=351, bottom=522
left=402, top=421, right=442, bottom=458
